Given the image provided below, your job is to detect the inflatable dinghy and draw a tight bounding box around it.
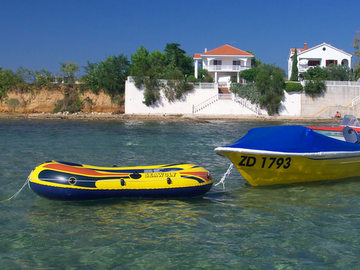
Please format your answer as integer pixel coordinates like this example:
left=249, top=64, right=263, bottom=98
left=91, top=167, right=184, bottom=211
left=29, top=161, right=213, bottom=200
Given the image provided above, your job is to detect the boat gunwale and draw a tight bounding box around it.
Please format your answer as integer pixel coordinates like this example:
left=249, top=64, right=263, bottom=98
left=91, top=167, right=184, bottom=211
left=214, top=146, right=360, bottom=158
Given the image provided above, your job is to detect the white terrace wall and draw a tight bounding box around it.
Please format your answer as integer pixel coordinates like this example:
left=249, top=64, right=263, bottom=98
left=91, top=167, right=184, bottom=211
left=125, top=78, right=268, bottom=116
left=279, top=91, right=302, bottom=116
left=301, top=81, right=360, bottom=118
left=125, top=78, right=218, bottom=114
left=125, top=78, right=360, bottom=118
left=125, top=77, right=297, bottom=116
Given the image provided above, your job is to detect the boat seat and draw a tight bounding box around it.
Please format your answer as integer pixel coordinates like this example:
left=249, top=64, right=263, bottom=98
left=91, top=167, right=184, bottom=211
left=343, top=126, right=360, bottom=144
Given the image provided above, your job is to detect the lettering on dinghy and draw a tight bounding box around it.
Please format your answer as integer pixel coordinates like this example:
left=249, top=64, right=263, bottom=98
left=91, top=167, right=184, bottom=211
left=238, top=155, right=292, bottom=169
left=145, top=172, right=177, bottom=178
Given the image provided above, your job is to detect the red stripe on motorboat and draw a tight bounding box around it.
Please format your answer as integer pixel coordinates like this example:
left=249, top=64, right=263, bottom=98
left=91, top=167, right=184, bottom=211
left=43, top=163, right=129, bottom=176
left=308, top=126, right=360, bottom=132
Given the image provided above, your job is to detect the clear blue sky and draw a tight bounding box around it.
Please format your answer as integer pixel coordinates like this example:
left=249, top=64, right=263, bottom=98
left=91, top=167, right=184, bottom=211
left=1, top=0, right=359, bottom=75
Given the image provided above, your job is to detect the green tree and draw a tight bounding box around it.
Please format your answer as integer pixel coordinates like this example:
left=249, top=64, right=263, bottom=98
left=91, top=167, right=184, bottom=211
left=129, top=44, right=193, bottom=106
left=0, top=67, right=17, bottom=100
left=290, top=49, right=298, bottom=81
left=130, top=46, right=164, bottom=105
left=255, top=65, right=285, bottom=115
left=35, top=69, right=55, bottom=87
left=15, top=66, right=34, bottom=83
left=325, top=65, right=353, bottom=81
left=354, top=30, right=360, bottom=79
left=239, top=68, right=258, bottom=82
left=130, top=46, right=153, bottom=88
left=60, top=62, right=79, bottom=83
left=300, top=66, right=326, bottom=80
left=300, top=66, right=326, bottom=97
left=246, top=50, right=261, bottom=68
left=83, top=54, right=130, bottom=96
left=164, top=43, right=193, bottom=75
left=232, top=64, right=285, bottom=115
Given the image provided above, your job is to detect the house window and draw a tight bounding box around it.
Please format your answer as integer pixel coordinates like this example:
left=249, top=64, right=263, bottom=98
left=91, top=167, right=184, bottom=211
left=232, top=60, right=241, bottom=70
left=326, top=60, right=337, bottom=66
left=308, top=60, right=320, bottom=67
left=212, top=60, right=222, bottom=70
left=341, top=59, right=349, bottom=66
left=213, top=60, right=222, bottom=65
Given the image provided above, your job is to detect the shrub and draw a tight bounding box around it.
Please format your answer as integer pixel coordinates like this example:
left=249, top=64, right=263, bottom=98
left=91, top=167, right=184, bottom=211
left=143, top=87, right=160, bottom=106
left=304, top=79, right=326, bottom=97
left=300, top=65, right=355, bottom=81
left=231, top=64, right=286, bottom=115
left=230, top=83, right=260, bottom=104
left=186, top=75, right=198, bottom=83
left=285, top=82, right=303, bottom=92
left=53, top=86, right=82, bottom=113
left=196, top=68, right=213, bottom=82
left=0, top=68, right=18, bottom=99
left=239, top=68, right=258, bottom=82
left=6, top=98, right=20, bottom=112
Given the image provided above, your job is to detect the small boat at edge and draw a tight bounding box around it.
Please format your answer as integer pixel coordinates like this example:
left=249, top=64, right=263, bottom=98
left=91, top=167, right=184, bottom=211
left=308, top=115, right=360, bottom=132
left=215, top=125, right=360, bottom=186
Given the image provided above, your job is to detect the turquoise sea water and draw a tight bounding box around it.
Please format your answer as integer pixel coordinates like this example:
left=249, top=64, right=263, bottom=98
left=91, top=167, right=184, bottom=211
left=1, top=119, right=360, bottom=269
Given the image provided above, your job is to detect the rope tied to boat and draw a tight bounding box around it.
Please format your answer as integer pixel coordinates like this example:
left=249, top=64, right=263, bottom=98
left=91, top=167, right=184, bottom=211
left=215, top=163, right=233, bottom=190
left=1, top=171, right=31, bottom=202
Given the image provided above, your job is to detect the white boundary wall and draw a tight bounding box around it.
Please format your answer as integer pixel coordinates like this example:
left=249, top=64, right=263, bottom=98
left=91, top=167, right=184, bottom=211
left=301, top=81, right=360, bottom=117
left=125, top=78, right=360, bottom=118
left=279, top=91, right=301, bottom=116
left=125, top=78, right=218, bottom=114
left=125, top=78, right=293, bottom=116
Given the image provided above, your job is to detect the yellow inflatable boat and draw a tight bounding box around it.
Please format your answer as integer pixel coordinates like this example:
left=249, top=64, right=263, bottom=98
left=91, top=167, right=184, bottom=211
left=29, top=161, right=213, bottom=200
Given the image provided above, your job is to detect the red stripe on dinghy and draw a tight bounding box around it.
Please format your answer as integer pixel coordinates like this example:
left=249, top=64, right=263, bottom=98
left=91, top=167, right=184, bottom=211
left=43, top=164, right=129, bottom=176
left=180, top=172, right=211, bottom=182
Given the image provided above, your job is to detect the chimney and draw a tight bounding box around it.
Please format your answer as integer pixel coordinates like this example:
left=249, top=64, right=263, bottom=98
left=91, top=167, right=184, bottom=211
left=204, top=48, right=207, bottom=53
left=304, top=42, right=307, bottom=50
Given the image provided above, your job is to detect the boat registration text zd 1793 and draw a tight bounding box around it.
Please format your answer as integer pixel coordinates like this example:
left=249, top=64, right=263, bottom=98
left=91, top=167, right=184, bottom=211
left=238, top=155, right=291, bottom=169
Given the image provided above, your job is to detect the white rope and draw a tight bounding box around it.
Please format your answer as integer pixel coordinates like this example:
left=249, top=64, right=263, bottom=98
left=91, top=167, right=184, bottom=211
left=28, top=176, right=193, bottom=183
left=1, top=171, right=31, bottom=202
left=215, top=163, right=233, bottom=190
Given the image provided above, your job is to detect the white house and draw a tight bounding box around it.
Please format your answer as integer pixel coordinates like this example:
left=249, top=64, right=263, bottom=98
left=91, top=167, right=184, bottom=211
left=193, top=44, right=254, bottom=85
left=288, top=42, right=352, bottom=80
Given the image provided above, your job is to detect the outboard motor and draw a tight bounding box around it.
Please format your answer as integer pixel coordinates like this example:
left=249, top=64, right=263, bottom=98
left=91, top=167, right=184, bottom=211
left=343, top=126, right=360, bottom=144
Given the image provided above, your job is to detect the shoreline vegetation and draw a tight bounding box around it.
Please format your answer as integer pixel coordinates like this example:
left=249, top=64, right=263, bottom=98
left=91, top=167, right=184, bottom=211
left=0, top=111, right=341, bottom=123
left=1, top=38, right=358, bottom=118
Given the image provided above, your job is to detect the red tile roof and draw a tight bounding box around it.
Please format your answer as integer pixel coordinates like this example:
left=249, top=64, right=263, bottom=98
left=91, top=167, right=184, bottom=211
left=290, top=48, right=306, bottom=53
left=193, top=44, right=253, bottom=59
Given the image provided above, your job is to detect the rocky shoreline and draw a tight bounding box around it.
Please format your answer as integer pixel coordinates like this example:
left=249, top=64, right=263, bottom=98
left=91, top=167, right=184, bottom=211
left=0, top=112, right=341, bottom=123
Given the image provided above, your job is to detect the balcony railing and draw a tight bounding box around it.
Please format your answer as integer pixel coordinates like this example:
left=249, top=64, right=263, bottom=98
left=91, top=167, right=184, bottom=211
left=206, top=65, right=250, bottom=72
